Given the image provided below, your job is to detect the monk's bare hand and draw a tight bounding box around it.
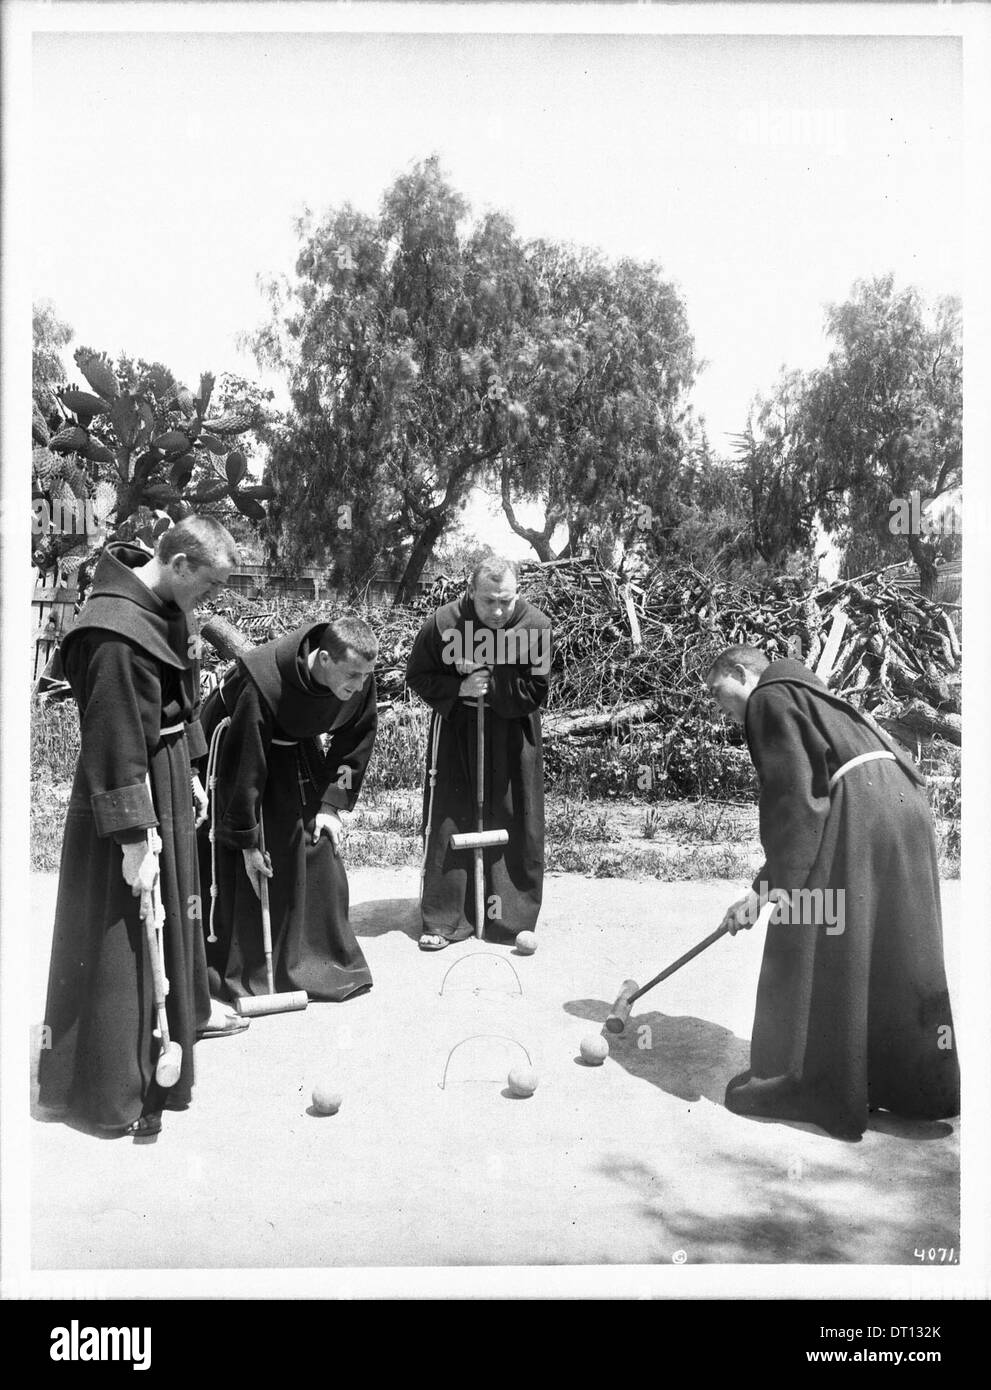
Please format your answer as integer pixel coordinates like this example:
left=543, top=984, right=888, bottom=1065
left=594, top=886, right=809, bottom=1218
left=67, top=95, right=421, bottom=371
left=313, top=809, right=343, bottom=855
left=721, top=890, right=762, bottom=936
left=722, top=889, right=789, bottom=935
left=191, top=773, right=209, bottom=828
left=459, top=667, right=491, bottom=700
left=121, top=841, right=160, bottom=924
left=242, top=847, right=273, bottom=899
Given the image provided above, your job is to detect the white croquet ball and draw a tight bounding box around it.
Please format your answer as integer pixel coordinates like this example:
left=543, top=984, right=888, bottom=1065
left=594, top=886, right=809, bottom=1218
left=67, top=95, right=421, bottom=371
left=515, top=931, right=538, bottom=955
left=580, top=1035, right=609, bottom=1066
left=311, top=1084, right=343, bottom=1115
left=507, top=1065, right=539, bottom=1097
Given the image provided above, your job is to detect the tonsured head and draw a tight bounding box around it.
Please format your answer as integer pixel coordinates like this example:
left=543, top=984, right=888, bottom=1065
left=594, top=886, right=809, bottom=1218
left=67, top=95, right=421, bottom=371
left=469, top=555, right=518, bottom=630
left=703, top=645, right=768, bottom=724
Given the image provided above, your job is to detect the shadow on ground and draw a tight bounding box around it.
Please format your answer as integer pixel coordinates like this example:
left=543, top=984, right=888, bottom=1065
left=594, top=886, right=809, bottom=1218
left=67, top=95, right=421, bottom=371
left=866, top=1113, right=954, bottom=1141
left=564, top=998, right=748, bottom=1106
left=596, top=1134, right=959, bottom=1265
left=596, top=1152, right=862, bottom=1263
left=564, top=998, right=959, bottom=1146
left=349, top=896, right=523, bottom=953
left=349, top=896, right=420, bottom=939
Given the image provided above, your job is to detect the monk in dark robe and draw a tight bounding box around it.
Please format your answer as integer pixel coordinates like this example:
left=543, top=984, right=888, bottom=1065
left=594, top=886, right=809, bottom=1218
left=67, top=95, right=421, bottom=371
left=197, top=616, right=377, bottom=1003
left=406, top=556, right=552, bottom=949
left=705, top=646, right=960, bottom=1140
left=39, top=518, right=238, bottom=1136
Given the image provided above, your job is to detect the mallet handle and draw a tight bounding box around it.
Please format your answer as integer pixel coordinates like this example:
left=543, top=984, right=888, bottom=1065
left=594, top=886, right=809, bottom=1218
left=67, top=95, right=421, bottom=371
left=258, top=814, right=276, bottom=996
left=474, top=693, right=485, bottom=940
left=630, top=924, right=730, bottom=1004
left=143, top=828, right=183, bottom=1085
left=476, top=692, right=485, bottom=832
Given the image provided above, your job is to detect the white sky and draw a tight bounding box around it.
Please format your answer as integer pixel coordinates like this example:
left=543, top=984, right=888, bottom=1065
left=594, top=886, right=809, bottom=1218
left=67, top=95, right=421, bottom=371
left=32, top=25, right=962, bottom=550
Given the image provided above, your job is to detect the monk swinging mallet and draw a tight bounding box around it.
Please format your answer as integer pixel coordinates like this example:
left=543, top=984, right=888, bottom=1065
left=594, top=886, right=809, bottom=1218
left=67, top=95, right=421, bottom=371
left=449, top=684, right=509, bottom=941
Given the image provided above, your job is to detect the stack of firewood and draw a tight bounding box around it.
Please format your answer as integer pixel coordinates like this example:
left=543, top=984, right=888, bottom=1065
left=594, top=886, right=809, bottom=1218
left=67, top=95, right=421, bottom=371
left=197, top=558, right=961, bottom=754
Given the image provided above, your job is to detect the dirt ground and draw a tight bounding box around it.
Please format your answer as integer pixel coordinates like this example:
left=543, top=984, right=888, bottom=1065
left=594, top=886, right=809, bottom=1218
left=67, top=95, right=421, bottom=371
left=29, top=869, right=960, bottom=1272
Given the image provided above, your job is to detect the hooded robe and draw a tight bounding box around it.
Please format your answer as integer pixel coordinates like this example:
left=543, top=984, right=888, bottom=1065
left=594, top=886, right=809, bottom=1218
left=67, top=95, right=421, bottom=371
left=38, top=543, right=210, bottom=1129
left=406, top=594, right=552, bottom=941
left=197, top=624, right=375, bottom=1002
left=726, top=659, right=960, bottom=1139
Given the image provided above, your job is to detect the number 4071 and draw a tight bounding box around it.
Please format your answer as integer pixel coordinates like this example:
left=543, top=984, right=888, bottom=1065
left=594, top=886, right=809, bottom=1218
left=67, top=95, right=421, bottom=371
left=914, top=1247, right=957, bottom=1263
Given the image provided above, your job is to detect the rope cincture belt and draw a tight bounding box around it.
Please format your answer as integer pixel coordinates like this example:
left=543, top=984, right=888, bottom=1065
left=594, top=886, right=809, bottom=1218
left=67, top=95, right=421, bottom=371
left=419, top=711, right=443, bottom=898
left=828, top=749, right=896, bottom=790
left=204, top=717, right=232, bottom=943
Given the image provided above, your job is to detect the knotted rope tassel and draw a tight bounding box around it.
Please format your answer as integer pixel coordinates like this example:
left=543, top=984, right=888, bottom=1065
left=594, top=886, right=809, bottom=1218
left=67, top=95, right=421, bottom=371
left=419, top=710, right=443, bottom=900
left=204, top=716, right=231, bottom=943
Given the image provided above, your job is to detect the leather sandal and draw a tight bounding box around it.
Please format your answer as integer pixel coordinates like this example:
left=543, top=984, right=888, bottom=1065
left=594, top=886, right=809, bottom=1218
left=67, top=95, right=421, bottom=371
left=125, top=1113, right=162, bottom=1137
left=197, top=1010, right=250, bottom=1039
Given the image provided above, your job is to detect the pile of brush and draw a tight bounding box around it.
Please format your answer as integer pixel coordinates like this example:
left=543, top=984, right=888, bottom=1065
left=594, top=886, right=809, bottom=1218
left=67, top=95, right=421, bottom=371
left=502, top=559, right=960, bottom=754
left=196, top=557, right=960, bottom=765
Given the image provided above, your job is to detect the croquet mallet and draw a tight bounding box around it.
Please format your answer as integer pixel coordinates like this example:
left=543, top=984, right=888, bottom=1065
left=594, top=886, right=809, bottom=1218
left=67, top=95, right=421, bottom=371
left=450, top=690, right=509, bottom=940
left=606, top=899, right=777, bottom=1033
left=234, top=811, right=308, bottom=1017
left=142, top=827, right=183, bottom=1088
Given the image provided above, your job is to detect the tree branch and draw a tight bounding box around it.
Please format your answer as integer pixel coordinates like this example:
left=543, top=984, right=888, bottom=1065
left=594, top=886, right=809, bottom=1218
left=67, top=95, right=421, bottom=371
left=500, top=460, right=556, bottom=560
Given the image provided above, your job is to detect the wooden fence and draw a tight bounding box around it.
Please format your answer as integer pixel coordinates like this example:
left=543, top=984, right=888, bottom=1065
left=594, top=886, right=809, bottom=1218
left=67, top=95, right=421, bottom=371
left=30, top=569, right=427, bottom=684
left=207, top=565, right=425, bottom=603
left=34, top=558, right=962, bottom=686
left=32, top=582, right=78, bottom=683
left=883, top=558, right=962, bottom=605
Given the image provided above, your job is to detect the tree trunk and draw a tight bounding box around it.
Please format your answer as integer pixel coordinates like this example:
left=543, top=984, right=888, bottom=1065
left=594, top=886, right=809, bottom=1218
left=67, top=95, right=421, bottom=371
left=907, top=532, right=939, bottom=599
left=393, top=446, right=497, bottom=606
left=394, top=510, right=449, bottom=606
left=500, top=461, right=557, bottom=561
left=526, top=532, right=555, bottom=562
left=543, top=702, right=653, bottom=740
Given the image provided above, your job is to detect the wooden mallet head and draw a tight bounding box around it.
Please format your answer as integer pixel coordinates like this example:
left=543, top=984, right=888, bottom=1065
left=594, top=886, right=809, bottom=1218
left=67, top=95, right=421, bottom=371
left=235, top=990, right=308, bottom=1017
left=450, top=829, right=509, bottom=849
left=605, top=979, right=640, bottom=1034
left=155, top=1041, right=183, bottom=1088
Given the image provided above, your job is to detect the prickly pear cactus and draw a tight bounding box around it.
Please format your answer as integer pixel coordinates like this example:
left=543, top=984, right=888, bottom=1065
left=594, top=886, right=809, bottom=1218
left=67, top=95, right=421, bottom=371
left=32, top=347, right=274, bottom=593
